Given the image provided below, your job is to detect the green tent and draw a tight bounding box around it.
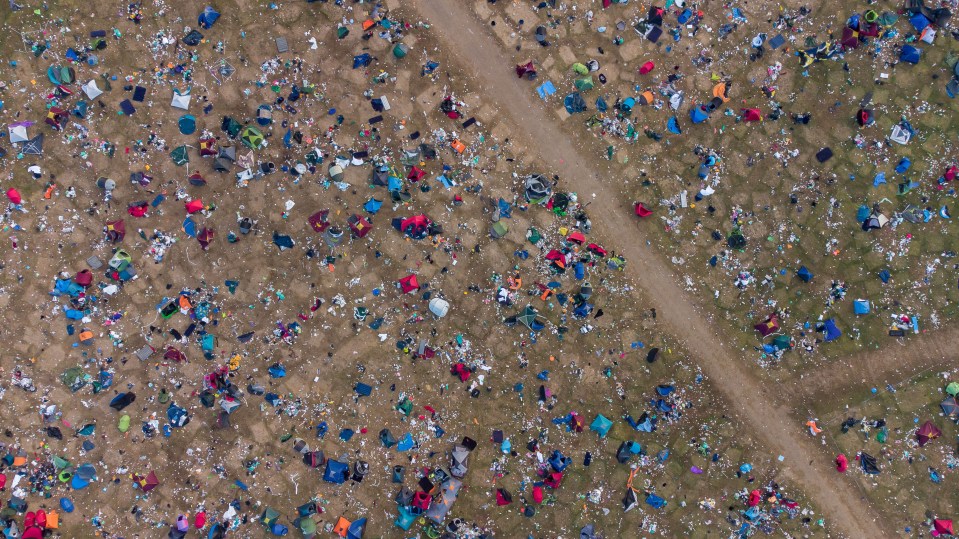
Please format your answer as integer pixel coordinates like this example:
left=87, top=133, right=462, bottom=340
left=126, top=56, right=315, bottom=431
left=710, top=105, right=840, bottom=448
left=526, top=227, right=543, bottom=245
left=393, top=43, right=409, bottom=58
left=574, top=76, right=594, bottom=91
left=241, top=126, right=266, bottom=150
left=261, top=507, right=280, bottom=528
left=61, top=367, right=87, bottom=392
left=517, top=306, right=546, bottom=331
left=491, top=221, right=508, bottom=239
left=571, top=62, right=589, bottom=75
left=170, top=145, right=189, bottom=166
left=52, top=456, right=71, bottom=470
left=947, top=382, right=959, bottom=396
left=298, top=517, right=316, bottom=536
left=118, top=415, right=131, bottom=433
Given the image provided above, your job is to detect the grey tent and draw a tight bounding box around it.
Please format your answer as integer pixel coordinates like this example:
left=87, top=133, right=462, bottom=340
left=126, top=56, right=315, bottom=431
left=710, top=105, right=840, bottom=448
left=450, top=444, right=470, bottom=478
left=428, top=298, right=450, bottom=318
left=581, top=525, right=599, bottom=539
left=400, top=149, right=421, bottom=167
left=516, top=306, right=546, bottom=331
left=21, top=133, right=44, bottom=155
left=370, top=166, right=390, bottom=187
left=394, top=486, right=414, bottom=506
left=525, top=174, right=552, bottom=204
left=218, top=145, right=237, bottom=162
left=425, top=477, right=462, bottom=524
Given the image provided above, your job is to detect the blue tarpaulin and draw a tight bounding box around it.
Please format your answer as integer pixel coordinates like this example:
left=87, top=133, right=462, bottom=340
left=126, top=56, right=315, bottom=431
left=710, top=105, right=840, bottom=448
left=536, top=81, right=556, bottom=99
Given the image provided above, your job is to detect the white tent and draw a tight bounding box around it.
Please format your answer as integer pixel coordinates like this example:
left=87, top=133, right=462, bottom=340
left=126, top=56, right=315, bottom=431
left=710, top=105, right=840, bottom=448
left=429, top=298, right=450, bottom=318
left=8, top=125, right=28, bottom=143
left=171, top=89, right=191, bottom=110
left=82, top=80, right=103, bottom=100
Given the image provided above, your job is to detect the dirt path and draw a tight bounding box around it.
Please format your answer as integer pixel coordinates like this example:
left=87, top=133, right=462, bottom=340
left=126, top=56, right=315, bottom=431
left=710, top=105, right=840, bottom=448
left=795, top=325, right=956, bottom=403
left=410, top=1, right=886, bottom=536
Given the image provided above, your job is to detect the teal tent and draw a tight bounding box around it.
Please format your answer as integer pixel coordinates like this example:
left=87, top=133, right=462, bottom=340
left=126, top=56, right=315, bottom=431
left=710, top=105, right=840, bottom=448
left=590, top=414, right=612, bottom=437
left=178, top=114, right=196, bottom=135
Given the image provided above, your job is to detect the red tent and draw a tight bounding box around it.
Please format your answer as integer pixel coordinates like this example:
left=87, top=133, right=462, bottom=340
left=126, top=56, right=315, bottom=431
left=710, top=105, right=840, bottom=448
left=194, top=512, right=207, bottom=529
left=634, top=202, right=653, bottom=217
left=407, top=166, right=426, bottom=182
left=934, top=519, right=954, bottom=536
left=412, top=491, right=432, bottom=511
left=6, top=188, right=21, bottom=205
left=398, top=274, right=419, bottom=293
left=567, top=231, right=586, bottom=244
left=742, top=108, right=763, bottom=122
left=105, top=219, right=126, bottom=242
left=308, top=209, right=331, bottom=233
left=189, top=172, right=206, bottom=186
left=917, top=421, right=943, bottom=447
left=747, top=490, right=762, bottom=507
left=495, top=488, right=513, bottom=506
left=197, top=228, right=215, bottom=250
left=840, top=27, right=859, bottom=49
left=135, top=470, right=160, bottom=492
left=347, top=214, right=372, bottom=238
left=532, top=485, right=544, bottom=504
left=639, top=61, right=655, bottom=75
left=198, top=138, right=217, bottom=157
left=586, top=243, right=607, bottom=257
left=451, top=363, right=470, bottom=382
left=128, top=202, right=149, bottom=218
left=75, top=269, right=93, bottom=287
left=754, top=314, right=779, bottom=337
left=185, top=199, right=204, bottom=214
left=544, top=472, right=563, bottom=489
left=22, top=527, right=42, bottom=539
left=516, top=61, right=536, bottom=79
left=835, top=454, right=848, bottom=473
left=164, top=346, right=187, bottom=362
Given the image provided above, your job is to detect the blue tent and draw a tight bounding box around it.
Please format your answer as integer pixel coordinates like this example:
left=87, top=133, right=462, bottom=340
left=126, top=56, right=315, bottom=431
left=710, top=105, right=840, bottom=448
left=548, top=450, right=571, bottom=472
left=397, top=432, right=415, bottom=451
left=590, top=414, right=612, bottom=437
left=900, top=45, right=921, bottom=64
left=323, top=459, right=348, bottom=484
left=387, top=176, right=403, bottom=191
left=395, top=506, right=415, bottom=530
left=797, top=266, right=813, bottom=282
left=873, top=172, right=886, bottom=186
left=667, top=116, right=682, bottom=134
left=183, top=216, right=197, bottom=237
left=353, top=54, right=372, bottom=69
left=574, top=262, right=585, bottom=280
left=822, top=318, right=842, bottom=342
left=895, top=157, right=911, bottom=173
left=595, top=97, right=608, bottom=112
left=197, top=6, right=220, bottom=29
left=645, top=493, right=667, bottom=509
left=853, top=300, right=871, bottom=315
left=178, top=114, right=196, bottom=135
left=878, top=269, right=891, bottom=283
left=564, top=92, right=587, bottom=114
left=909, top=13, right=930, bottom=32
left=690, top=106, right=708, bottom=124
left=363, top=198, right=383, bottom=214
left=573, top=302, right=594, bottom=318
left=347, top=517, right=367, bottom=539
left=167, top=403, right=190, bottom=427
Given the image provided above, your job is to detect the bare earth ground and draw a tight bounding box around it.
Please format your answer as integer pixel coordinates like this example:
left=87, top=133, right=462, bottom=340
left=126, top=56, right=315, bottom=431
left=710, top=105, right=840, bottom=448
left=408, top=0, right=884, bottom=536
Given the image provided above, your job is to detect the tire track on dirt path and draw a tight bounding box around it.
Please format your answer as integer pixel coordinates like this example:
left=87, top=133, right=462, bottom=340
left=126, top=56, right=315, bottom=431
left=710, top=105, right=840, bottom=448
left=409, top=1, right=886, bottom=536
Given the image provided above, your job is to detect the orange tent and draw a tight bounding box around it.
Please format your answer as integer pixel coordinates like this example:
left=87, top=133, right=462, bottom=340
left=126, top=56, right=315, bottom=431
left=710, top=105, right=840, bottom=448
left=333, top=516, right=351, bottom=537
left=451, top=140, right=466, bottom=154
left=712, top=82, right=730, bottom=103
